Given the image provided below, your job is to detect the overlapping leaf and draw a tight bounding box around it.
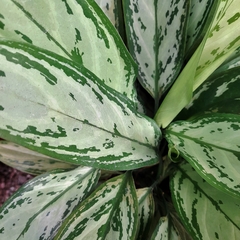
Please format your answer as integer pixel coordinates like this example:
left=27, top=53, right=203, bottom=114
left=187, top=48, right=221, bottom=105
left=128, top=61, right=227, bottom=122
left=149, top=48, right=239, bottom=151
left=137, top=188, right=155, bottom=240
left=0, top=140, right=77, bottom=175
left=171, top=163, right=240, bottom=239
left=0, top=166, right=100, bottom=239
left=186, top=0, right=215, bottom=56
left=155, top=0, right=240, bottom=128
left=122, top=0, right=189, bottom=103
left=150, top=216, right=179, bottom=240
left=0, top=41, right=161, bottom=170
left=194, top=0, right=240, bottom=90
left=179, top=67, right=240, bottom=119
left=0, top=0, right=137, bottom=102
left=54, top=172, right=138, bottom=239
left=165, top=113, right=240, bottom=199
left=95, top=0, right=125, bottom=39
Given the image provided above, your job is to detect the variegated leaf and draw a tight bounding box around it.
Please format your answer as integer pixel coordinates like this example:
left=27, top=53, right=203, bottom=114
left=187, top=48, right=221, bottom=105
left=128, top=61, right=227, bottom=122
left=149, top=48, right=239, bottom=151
left=137, top=187, right=155, bottom=240
left=186, top=0, right=215, bottom=55
left=168, top=204, right=193, bottom=240
left=155, top=0, right=240, bottom=128
left=54, top=172, right=138, bottom=239
left=0, top=41, right=161, bottom=170
left=150, top=216, right=179, bottom=240
left=170, top=163, right=240, bottom=239
left=154, top=1, right=219, bottom=128
left=0, top=0, right=137, bottom=102
left=154, top=42, right=205, bottom=128
left=165, top=113, right=240, bottom=199
left=213, top=46, right=240, bottom=74
left=179, top=67, right=240, bottom=119
left=95, top=0, right=125, bottom=39
left=0, top=140, right=77, bottom=175
left=122, top=0, right=189, bottom=103
left=0, top=166, right=100, bottom=239
left=194, top=0, right=240, bottom=90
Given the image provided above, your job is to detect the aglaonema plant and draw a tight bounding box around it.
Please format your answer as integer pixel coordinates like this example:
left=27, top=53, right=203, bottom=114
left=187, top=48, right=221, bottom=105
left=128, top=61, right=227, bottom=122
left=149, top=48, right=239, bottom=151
left=0, top=0, right=240, bottom=239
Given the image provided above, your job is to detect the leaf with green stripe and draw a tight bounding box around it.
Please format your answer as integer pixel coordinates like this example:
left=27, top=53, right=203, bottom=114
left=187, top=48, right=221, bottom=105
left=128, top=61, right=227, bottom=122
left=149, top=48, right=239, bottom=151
left=170, top=163, right=240, bottom=239
left=194, top=0, right=240, bottom=90
left=178, top=67, right=240, bottom=119
left=150, top=216, right=179, bottom=240
left=165, top=113, right=240, bottom=199
left=0, top=41, right=161, bottom=170
left=0, top=140, right=77, bottom=175
left=213, top=47, right=240, bottom=74
left=186, top=0, right=215, bottom=56
left=137, top=188, right=155, bottom=240
left=54, top=172, right=138, bottom=239
left=0, top=0, right=137, bottom=102
left=155, top=0, right=240, bottom=128
left=122, top=0, right=189, bottom=103
left=95, top=0, right=125, bottom=39
left=0, top=166, right=100, bottom=239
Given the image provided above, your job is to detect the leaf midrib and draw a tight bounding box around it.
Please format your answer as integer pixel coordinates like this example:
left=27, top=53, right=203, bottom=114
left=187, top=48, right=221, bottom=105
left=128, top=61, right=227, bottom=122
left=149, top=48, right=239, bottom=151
left=9, top=96, right=156, bottom=149
left=166, top=129, right=240, bottom=154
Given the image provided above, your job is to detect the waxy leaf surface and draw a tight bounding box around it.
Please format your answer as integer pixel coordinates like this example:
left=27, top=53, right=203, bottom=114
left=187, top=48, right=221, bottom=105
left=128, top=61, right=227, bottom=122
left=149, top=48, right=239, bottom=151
left=194, top=0, right=240, bottom=90
left=0, top=140, right=77, bottom=175
left=171, top=163, right=240, bottom=239
left=137, top=188, right=154, bottom=240
left=155, top=0, right=240, bottom=127
left=0, top=0, right=137, bottom=102
left=55, top=172, right=138, bottom=240
left=150, top=216, right=179, bottom=240
left=95, top=0, right=125, bottom=39
left=0, top=41, right=161, bottom=170
left=122, top=0, right=188, bottom=103
left=186, top=0, right=215, bottom=55
left=0, top=166, right=100, bottom=239
left=165, top=113, right=240, bottom=199
left=179, top=67, right=240, bottom=119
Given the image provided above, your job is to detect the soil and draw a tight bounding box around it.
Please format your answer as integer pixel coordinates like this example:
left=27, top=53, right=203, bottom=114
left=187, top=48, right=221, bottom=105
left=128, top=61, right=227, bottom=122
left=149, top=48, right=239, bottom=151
left=0, top=162, right=34, bottom=206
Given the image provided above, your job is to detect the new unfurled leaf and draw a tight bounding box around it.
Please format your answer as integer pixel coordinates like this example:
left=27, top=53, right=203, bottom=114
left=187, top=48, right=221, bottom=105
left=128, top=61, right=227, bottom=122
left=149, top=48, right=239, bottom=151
left=165, top=113, right=240, bottom=199
left=0, top=41, right=161, bottom=170
left=122, top=0, right=189, bottom=103
left=155, top=0, right=240, bottom=128
left=170, top=163, right=240, bottom=239
left=0, top=0, right=137, bottom=102
left=0, top=166, right=100, bottom=239
left=0, top=140, right=77, bottom=175
left=55, top=172, right=138, bottom=240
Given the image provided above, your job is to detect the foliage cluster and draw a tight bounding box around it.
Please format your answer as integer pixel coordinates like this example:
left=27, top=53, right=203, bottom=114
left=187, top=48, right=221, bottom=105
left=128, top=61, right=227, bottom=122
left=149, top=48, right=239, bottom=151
left=0, top=0, right=240, bottom=239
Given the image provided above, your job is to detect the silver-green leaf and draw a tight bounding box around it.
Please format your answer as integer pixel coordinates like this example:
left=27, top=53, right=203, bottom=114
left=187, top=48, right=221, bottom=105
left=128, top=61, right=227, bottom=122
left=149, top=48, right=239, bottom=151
left=150, top=216, right=179, bottom=240
left=0, top=0, right=137, bottom=102
left=0, top=140, right=77, bottom=175
left=165, top=113, right=240, bottom=199
left=137, top=187, right=155, bottom=240
left=54, top=172, right=138, bottom=239
left=0, top=41, right=161, bottom=171
left=0, top=166, right=100, bottom=239
left=170, top=163, right=240, bottom=239
left=179, top=67, right=240, bottom=119
left=122, top=0, right=189, bottom=103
